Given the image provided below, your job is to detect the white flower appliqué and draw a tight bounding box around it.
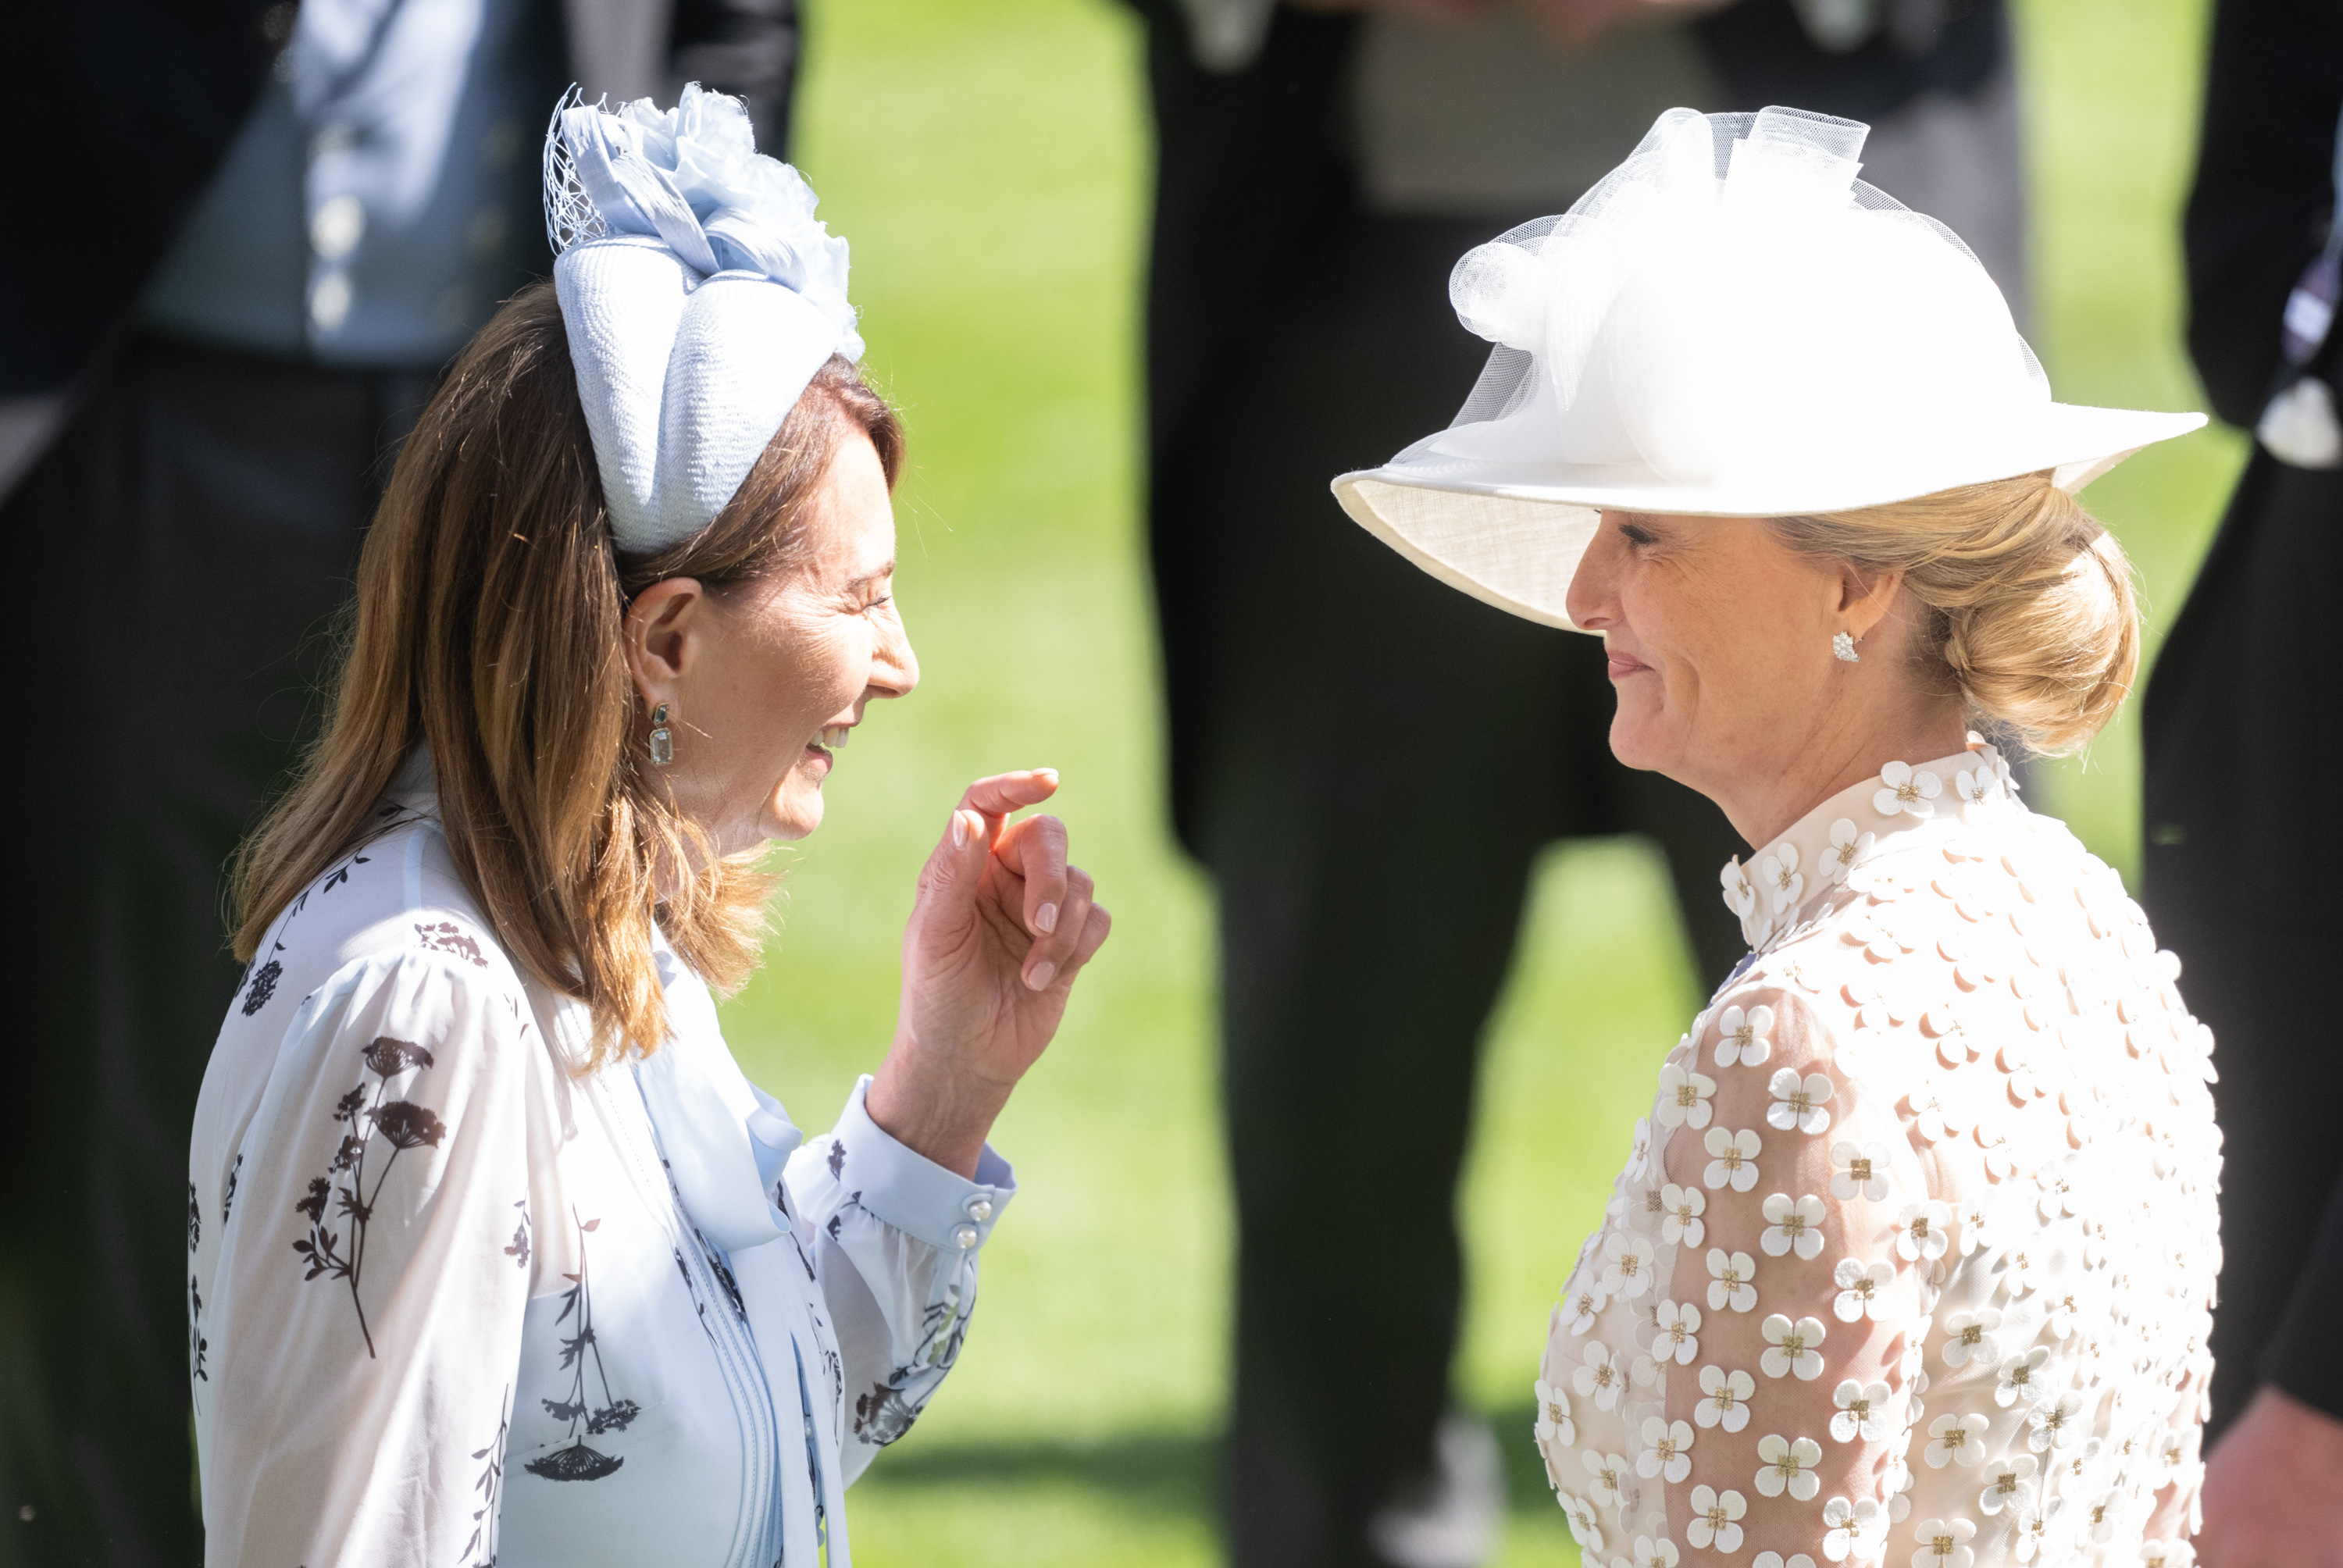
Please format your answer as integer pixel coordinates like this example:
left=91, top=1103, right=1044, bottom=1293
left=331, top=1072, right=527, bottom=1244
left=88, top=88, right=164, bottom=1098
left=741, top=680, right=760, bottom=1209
left=1656, top=1063, right=1718, bottom=1130
left=1823, top=818, right=1875, bottom=885
left=1760, top=843, right=1806, bottom=914
left=1706, top=1249, right=1759, bottom=1313
left=1941, top=1308, right=2004, bottom=1370
left=1660, top=1183, right=1707, bottom=1248
left=1892, top=1199, right=1953, bottom=1263
left=1722, top=859, right=1759, bottom=923
left=1574, top=1340, right=1628, bottom=1412
left=1686, top=1486, right=1746, bottom=1553
left=1559, top=1491, right=1606, bottom=1555
left=1755, top=1434, right=1824, bottom=1500
left=1631, top=1535, right=1683, bottom=1568
left=1831, top=1379, right=1893, bottom=1442
left=1715, top=1003, right=1775, bottom=1068
left=1823, top=1499, right=1884, bottom=1563
left=1924, top=1413, right=1989, bottom=1469
left=1996, top=1346, right=2052, bottom=1409
left=1703, top=1128, right=1762, bottom=1192
left=1829, top=1139, right=1893, bottom=1201
left=1534, top=1377, right=1576, bottom=1448
left=1561, top=1278, right=1607, bottom=1336
left=1760, top=1192, right=1828, bottom=1259
left=1695, top=1366, right=1756, bottom=1431
left=1874, top=761, right=1942, bottom=820
left=1767, top=1070, right=1835, bottom=1135
left=1832, top=1257, right=1895, bottom=1322
left=2027, top=1392, right=2084, bottom=1452
left=1601, top=1232, right=1657, bottom=1301
left=1649, top=1299, right=1703, bottom=1367
left=1638, top=1417, right=1696, bottom=1484
left=1761, top=1313, right=1828, bottom=1380
left=1953, top=766, right=1994, bottom=819
left=1583, top=1449, right=1631, bottom=1509
left=1911, top=1516, right=1977, bottom=1568
left=1977, top=1452, right=2038, bottom=1516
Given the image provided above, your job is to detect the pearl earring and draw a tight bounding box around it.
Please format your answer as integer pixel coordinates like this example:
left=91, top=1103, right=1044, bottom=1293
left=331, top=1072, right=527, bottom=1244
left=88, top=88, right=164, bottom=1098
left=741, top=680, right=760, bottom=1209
left=1832, top=632, right=1860, bottom=663
left=648, top=702, right=675, bottom=766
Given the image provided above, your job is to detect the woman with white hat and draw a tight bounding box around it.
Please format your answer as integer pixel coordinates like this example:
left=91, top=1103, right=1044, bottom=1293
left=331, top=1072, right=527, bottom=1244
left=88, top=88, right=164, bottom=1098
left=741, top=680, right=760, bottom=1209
left=1337, top=106, right=2219, bottom=1566
left=185, top=87, right=1111, bottom=1566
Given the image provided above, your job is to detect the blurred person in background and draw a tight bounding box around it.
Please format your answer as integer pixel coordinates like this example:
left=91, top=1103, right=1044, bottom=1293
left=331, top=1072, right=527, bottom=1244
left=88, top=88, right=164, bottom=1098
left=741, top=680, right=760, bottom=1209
left=2143, top=1, right=2343, bottom=1562
left=0, top=3, right=796, bottom=1561
left=1126, top=1, right=2030, bottom=1563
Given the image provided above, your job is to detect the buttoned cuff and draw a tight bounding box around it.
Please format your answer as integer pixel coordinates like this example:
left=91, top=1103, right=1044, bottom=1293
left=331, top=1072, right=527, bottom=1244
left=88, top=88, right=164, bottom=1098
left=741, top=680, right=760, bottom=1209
left=831, top=1074, right=1016, bottom=1253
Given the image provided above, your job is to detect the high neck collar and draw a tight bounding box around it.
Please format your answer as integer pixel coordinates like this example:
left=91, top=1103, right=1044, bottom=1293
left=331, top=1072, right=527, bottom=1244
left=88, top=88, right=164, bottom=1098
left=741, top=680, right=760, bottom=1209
left=1717, top=739, right=2022, bottom=953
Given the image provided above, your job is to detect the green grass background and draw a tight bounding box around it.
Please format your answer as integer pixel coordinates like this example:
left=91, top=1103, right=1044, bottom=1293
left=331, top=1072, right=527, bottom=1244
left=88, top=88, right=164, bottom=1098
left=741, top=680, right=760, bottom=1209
left=722, top=2, right=2247, bottom=1561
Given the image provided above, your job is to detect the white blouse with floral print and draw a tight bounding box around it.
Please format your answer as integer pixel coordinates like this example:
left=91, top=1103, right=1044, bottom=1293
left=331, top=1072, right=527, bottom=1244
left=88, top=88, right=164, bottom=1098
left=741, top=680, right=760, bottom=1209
left=187, top=763, right=1013, bottom=1568
left=1535, top=743, right=2219, bottom=1568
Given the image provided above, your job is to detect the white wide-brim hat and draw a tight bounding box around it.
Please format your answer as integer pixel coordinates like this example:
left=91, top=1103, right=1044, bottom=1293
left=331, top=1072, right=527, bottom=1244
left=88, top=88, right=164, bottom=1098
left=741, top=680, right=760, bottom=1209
left=1332, top=106, right=2206, bottom=632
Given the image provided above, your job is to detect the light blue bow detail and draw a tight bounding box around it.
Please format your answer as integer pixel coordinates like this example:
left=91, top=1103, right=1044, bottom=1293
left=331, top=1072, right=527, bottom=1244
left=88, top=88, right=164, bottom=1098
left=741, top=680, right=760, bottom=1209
left=632, top=947, right=804, bottom=1253
left=554, top=84, right=861, bottom=357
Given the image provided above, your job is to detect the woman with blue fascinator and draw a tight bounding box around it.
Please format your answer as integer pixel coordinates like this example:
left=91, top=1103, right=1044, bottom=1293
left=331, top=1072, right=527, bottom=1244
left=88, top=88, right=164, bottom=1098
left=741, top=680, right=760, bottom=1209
left=186, top=87, right=1111, bottom=1566
left=1339, top=107, right=2221, bottom=1568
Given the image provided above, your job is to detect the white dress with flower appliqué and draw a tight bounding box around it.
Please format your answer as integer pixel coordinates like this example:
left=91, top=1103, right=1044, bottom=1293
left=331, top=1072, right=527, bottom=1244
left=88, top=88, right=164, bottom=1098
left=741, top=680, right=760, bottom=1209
left=1535, top=745, right=2220, bottom=1568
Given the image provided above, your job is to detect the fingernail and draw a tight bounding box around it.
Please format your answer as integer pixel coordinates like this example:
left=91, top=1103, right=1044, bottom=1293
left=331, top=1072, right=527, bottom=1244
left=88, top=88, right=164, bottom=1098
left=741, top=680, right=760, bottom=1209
left=1025, top=960, right=1056, bottom=991
left=951, top=812, right=968, bottom=849
left=1035, top=902, right=1059, bottom=935
left=1032, top=768, right=1059, bottom=783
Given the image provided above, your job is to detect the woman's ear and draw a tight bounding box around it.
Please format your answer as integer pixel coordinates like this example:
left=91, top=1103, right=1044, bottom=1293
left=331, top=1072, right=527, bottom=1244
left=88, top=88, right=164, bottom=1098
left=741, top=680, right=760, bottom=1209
left=1837, top=564, right=1906, bottom=642
left=623, top=578, right=708, bottom=707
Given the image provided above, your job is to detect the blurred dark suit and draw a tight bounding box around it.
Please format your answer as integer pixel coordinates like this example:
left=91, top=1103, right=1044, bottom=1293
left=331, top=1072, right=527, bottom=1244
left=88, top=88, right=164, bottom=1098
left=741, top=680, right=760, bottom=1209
left=2143, top=0, right=2343, bottom=1437
left=0, top=5, right=795, bottom=1563
left=1129, top=3, right=2021, bottom=1564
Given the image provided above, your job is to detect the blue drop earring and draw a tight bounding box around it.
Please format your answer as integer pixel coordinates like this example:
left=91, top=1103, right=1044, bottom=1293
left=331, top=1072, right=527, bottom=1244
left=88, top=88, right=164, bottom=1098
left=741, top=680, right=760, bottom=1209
left=648, top=703, right=675, bottom=766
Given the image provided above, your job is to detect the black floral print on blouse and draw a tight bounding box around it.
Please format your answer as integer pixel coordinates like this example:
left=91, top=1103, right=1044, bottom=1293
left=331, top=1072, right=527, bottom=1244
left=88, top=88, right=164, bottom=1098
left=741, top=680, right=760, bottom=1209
left=416, top=921, right=489, bottom=968
left=523, top=1212, right=639, bottom=1482
left=462, top=1386, right=512, bottom=1567
left=188, top=1275, right=209, bottom=1384
left=241, top=943, right=284, bottom=1016
left=505, top=1199, right=532, bottom=1271
left=290, top=1036, right=447, bottom=1357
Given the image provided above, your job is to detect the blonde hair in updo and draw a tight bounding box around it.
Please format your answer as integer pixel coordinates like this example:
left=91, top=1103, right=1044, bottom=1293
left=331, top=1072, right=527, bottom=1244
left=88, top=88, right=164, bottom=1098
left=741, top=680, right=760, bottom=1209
left=1767, top=472, right=2140, bottom=756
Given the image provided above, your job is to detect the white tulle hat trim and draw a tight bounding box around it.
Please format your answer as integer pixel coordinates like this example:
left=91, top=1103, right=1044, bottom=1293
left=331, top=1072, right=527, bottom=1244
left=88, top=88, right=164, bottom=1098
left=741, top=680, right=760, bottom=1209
left=544, top=85, right=862, bottom=555
left=1330, top=105, right=2206, bottom=633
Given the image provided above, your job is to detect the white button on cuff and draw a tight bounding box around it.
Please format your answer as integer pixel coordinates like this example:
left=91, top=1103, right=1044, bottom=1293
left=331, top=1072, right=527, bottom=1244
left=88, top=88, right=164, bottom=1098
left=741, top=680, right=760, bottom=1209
left=964, top=1196, right=993, bottom=1223
left=950, top=1224, right=979, bottom=1250
left=312, top=194, right=366, bottom=261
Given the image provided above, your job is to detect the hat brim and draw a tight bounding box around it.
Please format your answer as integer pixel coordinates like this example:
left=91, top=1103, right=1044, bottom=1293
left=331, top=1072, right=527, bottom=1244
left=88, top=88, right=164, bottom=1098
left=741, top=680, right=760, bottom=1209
left=1332, top=402, right=2206, bottom=632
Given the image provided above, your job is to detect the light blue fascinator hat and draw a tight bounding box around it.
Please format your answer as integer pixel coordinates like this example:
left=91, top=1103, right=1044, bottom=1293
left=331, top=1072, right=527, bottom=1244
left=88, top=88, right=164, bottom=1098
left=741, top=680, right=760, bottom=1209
left=544, top=85, right=864, bottom=554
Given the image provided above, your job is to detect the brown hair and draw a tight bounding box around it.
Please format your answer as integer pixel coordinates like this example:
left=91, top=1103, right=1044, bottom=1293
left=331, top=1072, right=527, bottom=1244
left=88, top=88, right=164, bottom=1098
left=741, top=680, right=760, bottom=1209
left=231, top=280, right=904, bottom=1067
left=1767, top=471, right=2139, bottom=756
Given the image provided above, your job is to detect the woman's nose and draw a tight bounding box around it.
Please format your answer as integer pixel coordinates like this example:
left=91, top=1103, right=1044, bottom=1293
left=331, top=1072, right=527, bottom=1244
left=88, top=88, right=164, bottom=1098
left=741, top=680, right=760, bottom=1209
left=1567, top=522, right=1622, bottom=629
left=871, top=612, right=919, bottom=700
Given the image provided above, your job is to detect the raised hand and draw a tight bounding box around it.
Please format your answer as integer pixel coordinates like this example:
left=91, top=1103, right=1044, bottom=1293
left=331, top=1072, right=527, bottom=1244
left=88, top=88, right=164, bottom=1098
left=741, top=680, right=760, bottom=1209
left=864, top=770, right=1111, bottom=1177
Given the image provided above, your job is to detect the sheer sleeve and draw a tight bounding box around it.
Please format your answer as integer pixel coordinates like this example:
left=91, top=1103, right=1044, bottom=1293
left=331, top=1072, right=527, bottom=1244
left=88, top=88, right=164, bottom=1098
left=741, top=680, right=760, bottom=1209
left=786, top=1075, right=1017, bottom=1484
left=199, top=947, right=553, bottom=1567
left=1660, top=984, right=1929, bottom=1565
